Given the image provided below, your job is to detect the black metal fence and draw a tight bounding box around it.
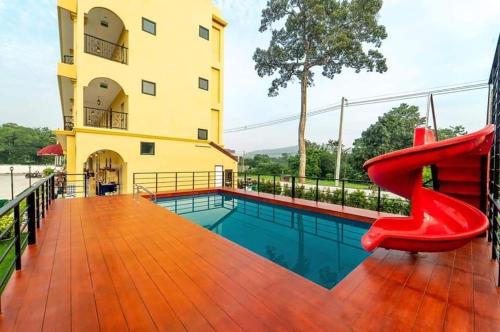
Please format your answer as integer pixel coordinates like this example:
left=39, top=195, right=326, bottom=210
left=55, top=173, right=88, bottom=198
left=133, top=171, right=410, bottom=215
left=0, top=175, right=55, bottom=293
left=84, top=107, right=128, bottom=130
left=84, top=33, right=128, bottom=64
left=488, top=35, right=500, bottom=286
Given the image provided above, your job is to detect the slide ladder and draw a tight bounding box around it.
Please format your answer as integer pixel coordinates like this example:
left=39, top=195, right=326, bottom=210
left=361, top=125, right=494, bottom=252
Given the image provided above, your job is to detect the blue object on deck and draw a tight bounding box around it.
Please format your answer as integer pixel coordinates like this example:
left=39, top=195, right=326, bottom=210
left=98, top=183, right=117, bottom=196
left=157, top=193, right=370, bottom=289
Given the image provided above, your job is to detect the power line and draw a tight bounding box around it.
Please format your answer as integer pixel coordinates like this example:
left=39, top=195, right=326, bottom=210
left=225, top=80, right=489, bottom=133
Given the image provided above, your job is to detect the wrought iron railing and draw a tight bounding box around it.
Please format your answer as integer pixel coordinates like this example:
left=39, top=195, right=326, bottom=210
left=62, top=55, right=74, bottom=64
left=84, top=107, right=127, bottom=130
left=488, top=34, right=500, bottom=286
left=64, top=115, right=74, bottom=131
left=84, top=33, right=128, bottom=64
left=132, top=171, right=410, bottom=216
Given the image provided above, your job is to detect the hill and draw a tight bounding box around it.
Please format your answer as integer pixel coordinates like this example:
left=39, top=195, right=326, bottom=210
left=245, top=145, right=298, bottom=158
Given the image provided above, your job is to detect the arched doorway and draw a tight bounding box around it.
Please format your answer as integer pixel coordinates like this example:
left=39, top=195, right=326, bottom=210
left=83, top=77, right=128, bottom=130
left=84, top=149, right=126, bottom=196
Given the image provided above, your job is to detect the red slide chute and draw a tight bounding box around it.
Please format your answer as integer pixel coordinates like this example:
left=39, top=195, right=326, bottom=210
left=362, top=125, right=494, bottom=252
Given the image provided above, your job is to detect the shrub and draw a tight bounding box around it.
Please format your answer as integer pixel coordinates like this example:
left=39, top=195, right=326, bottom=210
left=0, top=214, right=14, bottom=240
left=345, top=190, right=369, bottom=209
left=43, top=168, right=55, bottom=177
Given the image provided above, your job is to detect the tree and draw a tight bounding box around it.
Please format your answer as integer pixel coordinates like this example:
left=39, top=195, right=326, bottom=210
left=254, top=0, right=388, bottom=182
left=438, top=125, right=467, bottom=140
left=350, top=104, right=425, bottom=178
left=0, top=123, right=56, bottom=164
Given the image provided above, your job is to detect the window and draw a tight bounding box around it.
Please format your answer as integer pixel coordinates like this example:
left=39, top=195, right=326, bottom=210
left=198, top=129, right=208, bottom=140
left=199, top=25, right=209, bottom=40
left=142, top=18, right=156, bottom=35
left=140, top=142, right=155, bottom=155
left=142, top=80, right=156, bottom=96
left=198, top=78, right=209, bottom=91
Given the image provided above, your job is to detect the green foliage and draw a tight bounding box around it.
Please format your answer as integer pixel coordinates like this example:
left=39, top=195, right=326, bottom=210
left=43, top=168, right=55, bottom=177
left=254, top=0, right=388, bottom=97
left=437, top=125, right=467, bottom=140
left=350, top=104, right=425, bottom=179
left=0, top=123, right=56, bottom=164
left=241, top=103, right=468, bottom=181
left=0, top=214, right=13, bottom=240
left=257, top=180, right=282, bottom=195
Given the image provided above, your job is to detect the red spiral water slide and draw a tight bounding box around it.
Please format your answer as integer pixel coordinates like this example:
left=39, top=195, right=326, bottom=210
left=361, top=125, right=494, bottom=252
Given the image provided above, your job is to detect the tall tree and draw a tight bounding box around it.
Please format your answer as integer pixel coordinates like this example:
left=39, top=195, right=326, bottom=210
left=254, top=0, right=388, bottom=182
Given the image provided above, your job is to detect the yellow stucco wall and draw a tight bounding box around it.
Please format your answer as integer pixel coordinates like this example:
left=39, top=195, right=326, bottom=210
left=56, top=0, right=235, bottom=194
left=73, top=131, right=236, bottom=193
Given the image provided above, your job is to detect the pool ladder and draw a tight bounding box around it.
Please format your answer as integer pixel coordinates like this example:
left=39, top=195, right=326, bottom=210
left=133, top=184, right=157, bottom=202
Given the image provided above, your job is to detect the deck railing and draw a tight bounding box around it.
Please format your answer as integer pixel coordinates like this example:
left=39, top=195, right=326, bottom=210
left=0, top=175, right=55, bottom=293
left=84, top=107, right=128, bottom=130
left=132, top=171, right=410, bottom=216
left=0, top=173, right=89, bottom=298
left=84, top=33, right=128, bottom=64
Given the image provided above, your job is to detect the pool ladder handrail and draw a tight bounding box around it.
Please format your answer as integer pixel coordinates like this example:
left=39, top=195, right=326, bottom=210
left=133, top=184, right=157, bottom=202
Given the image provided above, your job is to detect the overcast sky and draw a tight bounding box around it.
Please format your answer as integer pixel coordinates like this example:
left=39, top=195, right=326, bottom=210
left=0, top=0, right=499, bottom=153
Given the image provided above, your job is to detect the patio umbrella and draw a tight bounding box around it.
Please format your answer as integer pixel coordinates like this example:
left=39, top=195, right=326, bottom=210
left=37, top=143, right=64, bottom=168
left=37, top=143, right=63, bottom=156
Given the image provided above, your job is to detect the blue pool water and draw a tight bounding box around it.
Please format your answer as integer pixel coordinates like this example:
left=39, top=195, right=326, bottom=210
left=157, top=194, right=370, bottom=289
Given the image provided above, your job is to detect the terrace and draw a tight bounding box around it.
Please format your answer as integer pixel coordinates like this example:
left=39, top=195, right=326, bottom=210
left=0, top=174, right=498, bottom=331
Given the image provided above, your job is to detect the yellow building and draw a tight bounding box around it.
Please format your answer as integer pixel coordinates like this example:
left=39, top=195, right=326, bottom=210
left=55, top=0, right=237, bottom=195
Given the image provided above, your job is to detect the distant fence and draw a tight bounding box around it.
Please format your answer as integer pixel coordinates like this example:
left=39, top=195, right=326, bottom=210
left=133, top=171, right=410, bottom=216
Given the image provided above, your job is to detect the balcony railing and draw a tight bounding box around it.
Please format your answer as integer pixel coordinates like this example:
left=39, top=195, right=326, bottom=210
left=84, top=107, right=127, bottom=130
left=62, top=55, right=74, bottom=64
left=64, top=115, right=74, bottom=131
left=84, top=33, right=128, bottom=64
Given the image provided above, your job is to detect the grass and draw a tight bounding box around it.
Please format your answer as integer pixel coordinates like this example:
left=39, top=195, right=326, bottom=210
left=0, top=234, right=28, bottom=292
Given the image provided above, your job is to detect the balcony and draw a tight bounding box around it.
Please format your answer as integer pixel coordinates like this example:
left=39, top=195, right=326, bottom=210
left=64, top=115, right=74, bottom=130
left=84, top=34, right=128, bottom=64
left=84, top=107, right=127, bottom=130
left=62, top=55, right=74, bottom=64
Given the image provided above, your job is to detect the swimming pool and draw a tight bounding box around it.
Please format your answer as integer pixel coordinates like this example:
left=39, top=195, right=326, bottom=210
left=157, top=193, right=370, bottom=289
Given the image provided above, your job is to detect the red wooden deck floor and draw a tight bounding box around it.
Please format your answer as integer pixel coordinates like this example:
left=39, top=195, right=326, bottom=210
left=0, top=195, right=499, bottom=331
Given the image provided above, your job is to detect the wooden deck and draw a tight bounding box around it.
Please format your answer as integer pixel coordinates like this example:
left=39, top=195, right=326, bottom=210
left=0, top=194, right=499, bottom=331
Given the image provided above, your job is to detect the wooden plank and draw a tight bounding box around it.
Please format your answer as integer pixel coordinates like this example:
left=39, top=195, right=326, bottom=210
left=41, top=201, right=72, bottom=331
left=79, top=202, right=130, bottom=331
left=84, top=199, right=158, bottom=332
left=69, top=200, right=100, bottom=332
left=10, top=201, right=65, bottom=331
left=140, top=230, right=279, bottom=331
left=0, top=201, right=62, bottom=331
left=1, top=195, right=500, bottom=332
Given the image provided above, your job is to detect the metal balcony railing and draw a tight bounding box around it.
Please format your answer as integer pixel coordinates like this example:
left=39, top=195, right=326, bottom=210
left=62, top=55, right=74, bottom=64
left=84, top=33, right=128, bottom=64
left=84, top=107, right=127, bottom=130
left=64, top=115, right=74, bottom=131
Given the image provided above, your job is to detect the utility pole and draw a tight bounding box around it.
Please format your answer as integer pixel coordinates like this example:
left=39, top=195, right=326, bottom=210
left=335, top=97, right=347, bottom=187
left=425, top=94, right=431, bottom=127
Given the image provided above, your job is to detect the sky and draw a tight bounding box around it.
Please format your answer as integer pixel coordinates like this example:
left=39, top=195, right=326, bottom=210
left=0, top=0, right=499, bottom=154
